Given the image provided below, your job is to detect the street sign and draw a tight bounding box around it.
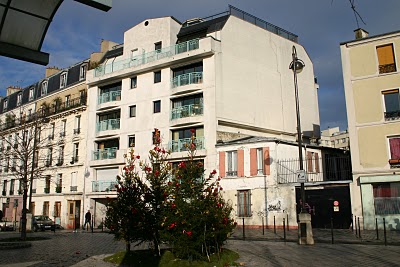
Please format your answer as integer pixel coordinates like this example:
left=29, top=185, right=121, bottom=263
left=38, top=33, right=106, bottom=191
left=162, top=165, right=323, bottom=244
left=296, top=170, right=306, bottom=183
left=333, top=201, right=339, bottom=206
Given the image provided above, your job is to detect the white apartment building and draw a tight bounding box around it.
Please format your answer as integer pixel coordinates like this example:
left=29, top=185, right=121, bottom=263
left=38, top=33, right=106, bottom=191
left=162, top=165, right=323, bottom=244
left=320, top=127, right=350, bottom=150
left=85, top=6, right=320, bottom=225
left=0, top=61, right=89, bottom=229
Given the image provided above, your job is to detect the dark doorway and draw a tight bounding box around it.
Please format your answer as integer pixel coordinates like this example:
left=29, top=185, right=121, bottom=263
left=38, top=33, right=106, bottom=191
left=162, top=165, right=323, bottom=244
left=296, top=185, right=351, bottom=229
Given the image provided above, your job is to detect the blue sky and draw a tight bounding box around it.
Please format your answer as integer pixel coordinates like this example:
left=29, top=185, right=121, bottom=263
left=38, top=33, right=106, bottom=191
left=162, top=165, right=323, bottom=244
left=1, top=0, right=400, bottom=131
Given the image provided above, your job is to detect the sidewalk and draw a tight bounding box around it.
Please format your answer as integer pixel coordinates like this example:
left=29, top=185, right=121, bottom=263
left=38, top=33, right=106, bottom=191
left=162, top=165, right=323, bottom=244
left=231, top=227, right=400, bottom=245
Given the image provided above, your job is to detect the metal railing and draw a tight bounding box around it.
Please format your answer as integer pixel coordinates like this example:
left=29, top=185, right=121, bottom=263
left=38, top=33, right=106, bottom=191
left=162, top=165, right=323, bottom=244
left=277, top=156, right=352, bottom=184
left=92, top=180, right=118, bottom=192
left=95, top=39, right=200, bottom=77
left=70, top=186, right=77, bottom=192
left=171, top=104, right=204, bottom=120
left=379, top=63, right=396, bottom=74
left=171, top=72, right=203, bottom=88
left=98, top=90, right=121, bottom=104
left=384, top=110, right=400, bottom=121
left=92, top=147, right=118, bottom=160
left=169, top=136, right=205, bottom=153
left=96, top=119, right=120, bottom=132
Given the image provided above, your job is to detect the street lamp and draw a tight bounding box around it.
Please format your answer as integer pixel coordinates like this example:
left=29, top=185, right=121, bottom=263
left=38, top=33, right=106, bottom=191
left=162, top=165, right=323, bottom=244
left=289, top=45, right=314, bottom=245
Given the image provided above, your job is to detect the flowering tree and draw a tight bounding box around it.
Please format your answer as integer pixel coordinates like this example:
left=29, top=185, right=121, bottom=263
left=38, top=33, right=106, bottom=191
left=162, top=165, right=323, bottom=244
left=162, top=131, right=236, bottom=261
left=105, top=129, right=171, bottom=253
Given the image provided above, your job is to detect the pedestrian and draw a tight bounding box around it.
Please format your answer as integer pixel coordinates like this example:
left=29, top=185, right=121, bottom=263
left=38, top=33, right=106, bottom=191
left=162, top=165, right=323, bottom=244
left=83, top=210, right=91, bottom=230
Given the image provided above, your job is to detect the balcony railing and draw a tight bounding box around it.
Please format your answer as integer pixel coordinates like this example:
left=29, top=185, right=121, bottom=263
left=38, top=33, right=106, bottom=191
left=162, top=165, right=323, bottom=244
left=95, top=39, right=200, bottom=77
left=96, top=119, right=120, bottom=132
left=384, top=110, right=400, bottom=121
left=277, top=156, right=352, bottom=184
left=55, top=186, right=62, bottom=193
left=171, top=104, right=203, bottom=120
left=92, top=147, right=118, bottom=160
left=169, top=136, right=205, bottom=153
left=70, top=186, right=77, bottom=192
left=92, top=180, right=118, bottom=192
left=98, top=90, right=121, bottom=104
left=171, top=72, right=203, bottom=88
left=9, top=190, right=14, bottom=196
left=44, top=188, right=50, bottom=194
left=1, top=191, right=5, bottom=196
left=379, top=63, right=397, bottom=74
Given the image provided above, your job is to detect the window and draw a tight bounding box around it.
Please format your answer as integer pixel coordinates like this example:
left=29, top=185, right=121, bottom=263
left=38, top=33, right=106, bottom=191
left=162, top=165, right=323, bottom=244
left=129, top=105, right=136, bottom=117
left=373, top=182, right=400, bottom=215
left=17, top=93, right=22, bottom=106
left=3, top=180, right=7, bottom=194
left=60, top=120, right=66, bottom=137
left=237, top=190, right=251, bottom=217
left=227, top=151, right=238, bottom=176
left=9, top=179, right=14, bottom=195
left=153, top=100, right=161, bottom=113
left=29, top=87, right=34, bottom=100
left=47, top=148, right=53, bottom=166
left=152, top=130, right=160, bottom=145
left=155, top=41, right=162, bottom=51
left=131, top=76, right=137, bottom=89
left=60, top=72, right=67, bottom=88
left=71, top=172, right=77, bottom=191
left=32, top=178, right=36, bottom=193
left=74, top=116, right=81, bottom=134
left=41, top=81, right=48, bottom=96
left=154, top=71, right=161, bottom=83
left=54, top=202, right=61, bottom=217
left=58, top=146, right=64, bottom=165
left=3, top=99, right=8, bottom=111
left=377, top=44, right=397, bottom=74
left=383, top=89, right=400, bottom=120
left=389, top=137, right=400, bottom=167
left=65, top=95, right=71, bottom=107
left=256, top=148, right=263, bottom=174
left=56, top=174, right=62, bottom=193
left=80, top=64, right=87, bottom=80
left=45, top=176, right=50, bottom=194
left=49, top=123, right=55, bottom=140
left=43, top=201, right=49, bottom=216
left=342, top=138, right=346, bottom=143
left=128, top=135, right=135, bottom=147
left=73, top=143, right=79, bottom=162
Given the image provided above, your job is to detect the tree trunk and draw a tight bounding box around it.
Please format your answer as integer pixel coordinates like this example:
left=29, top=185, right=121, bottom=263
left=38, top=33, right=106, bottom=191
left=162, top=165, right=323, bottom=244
left=126, top=241, right=131, bottom=252
left=20, top=178, right=28, bottom=240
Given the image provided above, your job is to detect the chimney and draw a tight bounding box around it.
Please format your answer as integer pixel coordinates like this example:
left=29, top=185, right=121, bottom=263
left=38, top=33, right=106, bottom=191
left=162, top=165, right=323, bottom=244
left=354, top=28, right=369, bottom=40
left=45, top=66, right=61, bottom=78
left=6, top=86, right=22, bottom=96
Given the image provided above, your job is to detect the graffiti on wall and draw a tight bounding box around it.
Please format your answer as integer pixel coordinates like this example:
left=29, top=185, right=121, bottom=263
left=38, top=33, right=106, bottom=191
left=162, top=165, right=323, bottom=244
left=268, top=200, right=282, bottom=212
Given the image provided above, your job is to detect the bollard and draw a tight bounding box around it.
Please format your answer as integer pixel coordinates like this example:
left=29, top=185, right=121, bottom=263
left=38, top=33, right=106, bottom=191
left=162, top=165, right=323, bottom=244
left=383, top=218, right=387, bottom=246
left=274, top=216, right=276, bottom=234
left=74, top=215, right=77, bottom=232
left=91, top=215, right=94, bottom=233
left=242, top=218, right=245, bottom=240
left=262, top=217, right=264, bottom=236
left=283, top=218, right=286, bottom=242
left=101, top=218, right=104, bottom=232
left=287, top=214, right=289, bottom=231
left=331, top=217, right=334, bottom=244
left=357, top=217, right=361, bottom=239
left=375, top=218, right=379, bottom=240
left=355, top=216, right=358, bottom=237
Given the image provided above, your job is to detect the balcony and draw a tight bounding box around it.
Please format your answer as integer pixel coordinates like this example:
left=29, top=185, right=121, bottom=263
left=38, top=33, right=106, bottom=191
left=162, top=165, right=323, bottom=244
left=70, top=156, right=79, bottom=164
left=277, top=156, right=352, bottom=184
left=169, top=136, right=205, bottom=153
left=92, top=180, right=118, bottom=192
left=32, top=189, right=36, bottom=194
left=385, top=110, right=400, bottom=121
left=70, top=186, right=78, bottom=192
left=94, top=39, right=200, bottom=77
left=171, top=72, right=203, bottom=88
left=98, top=91, right=121, bottom=104
left=44, top=188, right=50, bottom=194
left=226, top=171, right=238, bottom=177
left=9, top=190, right=13, bottom=196
left=96, top=119, right=120, bottom=133
left=55, top=186, right=62, bottom=193
left=171, top=104, right=203, bottom=120
left=59, top=131, right=66, bottom=138
left=92, top=147, right=118, bottom=160
left=73, top=128, right=81, bottom=135
left=56, top=159, right=64, bottom=166
left=1, top=191, right=5, bottom=196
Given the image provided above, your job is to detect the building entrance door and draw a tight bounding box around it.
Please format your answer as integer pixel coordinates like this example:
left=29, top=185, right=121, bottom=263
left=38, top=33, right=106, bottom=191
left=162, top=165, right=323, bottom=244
left=67, top=200, right=81, bottom=229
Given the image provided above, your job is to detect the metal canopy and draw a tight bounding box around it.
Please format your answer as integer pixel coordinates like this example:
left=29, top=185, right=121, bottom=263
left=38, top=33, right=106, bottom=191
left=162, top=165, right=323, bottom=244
left=0, top=0, right=112, bottom=65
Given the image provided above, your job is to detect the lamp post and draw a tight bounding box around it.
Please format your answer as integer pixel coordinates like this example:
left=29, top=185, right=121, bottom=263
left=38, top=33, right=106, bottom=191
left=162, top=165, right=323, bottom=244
left=289, top=45, right=314, bottom=245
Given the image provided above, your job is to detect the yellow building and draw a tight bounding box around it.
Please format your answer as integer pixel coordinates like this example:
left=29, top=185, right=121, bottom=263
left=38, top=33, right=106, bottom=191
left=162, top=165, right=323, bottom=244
left=341, top=29, right=400, bottom=230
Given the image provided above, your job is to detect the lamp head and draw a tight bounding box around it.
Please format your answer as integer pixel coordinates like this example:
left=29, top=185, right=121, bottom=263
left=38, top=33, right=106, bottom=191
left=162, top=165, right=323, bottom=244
left=289, top=59, right=305, bottom=74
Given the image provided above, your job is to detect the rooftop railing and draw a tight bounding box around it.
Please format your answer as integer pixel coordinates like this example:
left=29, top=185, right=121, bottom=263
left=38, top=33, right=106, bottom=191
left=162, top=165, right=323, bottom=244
left=171, top=103, right=203, bottom=120
left=171, top=72, right=203, bottom=88
left=169, top=136, right=205, bottom=153
left=95, top=39, right=200, bottom=77
left=92, top=147, right=118, bottom=160
left=96, top=118, right=120, bottom=132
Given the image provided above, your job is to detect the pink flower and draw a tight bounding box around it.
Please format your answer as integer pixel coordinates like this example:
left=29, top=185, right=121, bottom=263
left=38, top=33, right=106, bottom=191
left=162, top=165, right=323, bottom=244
left=211, top=169, right=217, bottom=175
left=136, top=155, right=140, bottom=159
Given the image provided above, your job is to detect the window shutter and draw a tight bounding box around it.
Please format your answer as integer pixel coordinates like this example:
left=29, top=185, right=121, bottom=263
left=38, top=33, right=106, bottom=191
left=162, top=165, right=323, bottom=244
left=250, top=148, right=257, bottom=176
left=307, top=152, right=313, bottom=172
left=237, top=149, right=244, bottom=177
left=377, top=44, right=395, bottom=65
left=263, top=147, right=270, bottom=175
left=219, top=151, right=225, bottom=177
left=315, top=152, right=319, bottom=173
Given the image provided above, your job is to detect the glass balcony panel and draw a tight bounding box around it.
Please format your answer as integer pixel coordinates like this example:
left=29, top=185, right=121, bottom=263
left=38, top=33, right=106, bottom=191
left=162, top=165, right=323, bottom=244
left=168, top=136, right=205, bottom=152
left=94, top=39, right=200, bottom=77
left=92, top=180, right=118, bottom=192
left=96, top=119, right=120, bottom=132
left=171, top=72, right=203, bottom=88
left=171, top=104, right=204, bottom=120
left=92, top=147, right=118, bottom=160
left=98, top=90, right=121, bottom=104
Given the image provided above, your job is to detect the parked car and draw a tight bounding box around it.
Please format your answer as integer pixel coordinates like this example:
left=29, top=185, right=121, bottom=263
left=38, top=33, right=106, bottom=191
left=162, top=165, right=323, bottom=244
left=32, top=215, right=55, bottom=231
left=0, top=220, right=14, bottom=231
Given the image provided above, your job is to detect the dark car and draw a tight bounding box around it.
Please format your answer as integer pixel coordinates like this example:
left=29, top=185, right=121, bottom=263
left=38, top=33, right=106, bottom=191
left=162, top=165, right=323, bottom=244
left=32, top=215, right=55, bottom=231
